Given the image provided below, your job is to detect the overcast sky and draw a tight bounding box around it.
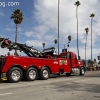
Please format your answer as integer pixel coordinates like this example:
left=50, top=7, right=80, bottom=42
left=0, top=0, right=100, bottom=61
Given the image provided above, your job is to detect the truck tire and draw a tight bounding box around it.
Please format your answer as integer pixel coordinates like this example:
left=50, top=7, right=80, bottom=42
left=39, top=67, right=50, bottom=80
left=25, top=67, right=38, bottom=81
left=80, top=67, right=85, bottom=75
left=7, top=67, right=23, bottom=83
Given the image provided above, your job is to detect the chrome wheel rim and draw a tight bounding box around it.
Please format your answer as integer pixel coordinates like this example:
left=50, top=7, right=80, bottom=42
left=43, top=70, right=49, bottom=78
left=29, top=70, right=36, bottom=80
left=82, top=69, right=85, bottom=75
left=11, top=70, right=21, bottom=81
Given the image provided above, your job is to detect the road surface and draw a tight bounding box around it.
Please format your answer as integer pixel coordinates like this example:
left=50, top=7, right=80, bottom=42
left=0, top=71, right=100, bottom=100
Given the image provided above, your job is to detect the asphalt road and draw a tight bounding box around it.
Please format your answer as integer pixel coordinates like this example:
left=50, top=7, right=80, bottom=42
left=0, top=71, right=100, bottom=100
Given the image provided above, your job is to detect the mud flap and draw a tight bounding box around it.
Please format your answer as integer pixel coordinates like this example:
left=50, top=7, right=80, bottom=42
left=0, top=73, right=1, bottom=82
left=1, top=73, right=7, bottom=81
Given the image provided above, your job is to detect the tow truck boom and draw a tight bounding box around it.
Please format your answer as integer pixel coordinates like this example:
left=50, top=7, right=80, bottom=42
left=0, top=36, right=56, bottom=57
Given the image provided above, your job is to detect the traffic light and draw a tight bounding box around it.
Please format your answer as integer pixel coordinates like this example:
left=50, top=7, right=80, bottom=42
left=97, top=56, right=100, bottom=60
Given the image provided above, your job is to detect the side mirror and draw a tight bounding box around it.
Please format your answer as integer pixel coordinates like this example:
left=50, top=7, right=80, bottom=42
left=78, top=56, right=81, bottom=60
left=74, top=55, right=77, bottom=59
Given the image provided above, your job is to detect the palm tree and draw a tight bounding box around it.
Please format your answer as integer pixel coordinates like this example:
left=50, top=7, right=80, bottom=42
left=74, top=1, right=80, bottom=59
left=90, top=13, right=95, bottom=61
left=82, top=59, right=85, bottom=66
left=11, top=9, right=23, bottom=56
left=88, top=59, right=91, bottom=64
left=11, top=9, right=23, bottom=43
left=42, top=43, right=45, bottom=49
left=94, top=58, right=96, bottom=63
left=85, top=28, right=89, bottom=67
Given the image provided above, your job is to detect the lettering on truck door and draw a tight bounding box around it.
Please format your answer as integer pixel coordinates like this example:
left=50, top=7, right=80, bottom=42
left=59, top=59, right=70, bottom=72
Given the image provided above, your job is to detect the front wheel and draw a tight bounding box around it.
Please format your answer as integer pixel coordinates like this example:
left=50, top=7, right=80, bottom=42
left=39, top=67, right=50, bottom=80
left=80, top=67, right=85, bottom=75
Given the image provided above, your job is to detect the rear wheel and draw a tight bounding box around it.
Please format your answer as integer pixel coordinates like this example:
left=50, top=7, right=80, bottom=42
left=80, top=67, right=85, bottom=75
left=39, top=67, right=50, bottom=80
left=25, top=67, right=38, bottom=81
left=7, top=67, right=23, bottom=83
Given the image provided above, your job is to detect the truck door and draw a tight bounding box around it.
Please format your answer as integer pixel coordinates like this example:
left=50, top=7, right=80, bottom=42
left=71, top=53, right=78, bottom=67
left=59, top=54, right=71, bottom=73
left=63, top=52, right=71, bottom=72
left=63, top=58, right=70, bottom=72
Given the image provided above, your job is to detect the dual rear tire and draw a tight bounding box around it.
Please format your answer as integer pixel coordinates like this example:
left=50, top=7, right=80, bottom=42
left=7, top=67, right=23, bottom=83
left=7, top=67, right=38, bottom=83
left=25, top=67, right=38, bottom=81
left=25, top=67, right=50, bottom=81
left=7, top=67, right=50, bottom=83
left=39, top=67, right=50, bottom=80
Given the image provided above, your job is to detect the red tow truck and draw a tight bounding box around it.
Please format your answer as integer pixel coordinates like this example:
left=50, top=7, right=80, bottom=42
left=0, top=37, right=85, bottom=83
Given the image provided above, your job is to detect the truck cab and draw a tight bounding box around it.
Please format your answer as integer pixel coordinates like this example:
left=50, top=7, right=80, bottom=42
left=57, top=49, right=85, bottom=75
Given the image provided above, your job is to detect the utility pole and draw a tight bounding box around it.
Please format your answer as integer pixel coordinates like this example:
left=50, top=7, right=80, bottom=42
left=58, top=0, right=60, bottom=55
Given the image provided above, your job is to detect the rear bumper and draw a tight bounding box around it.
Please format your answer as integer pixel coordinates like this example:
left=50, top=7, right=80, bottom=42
left=0, top=73, right=7, bottom=81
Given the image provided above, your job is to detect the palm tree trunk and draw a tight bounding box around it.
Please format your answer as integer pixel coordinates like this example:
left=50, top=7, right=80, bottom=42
left=91, top=18, right=93, bottom=68
left=15, top=24, right=18, bottom=43
left=91, top=18, right=92, bottom=61
left=76, top=6, right=79, bottom=59
left=15, top=24, right=18, bottom=55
